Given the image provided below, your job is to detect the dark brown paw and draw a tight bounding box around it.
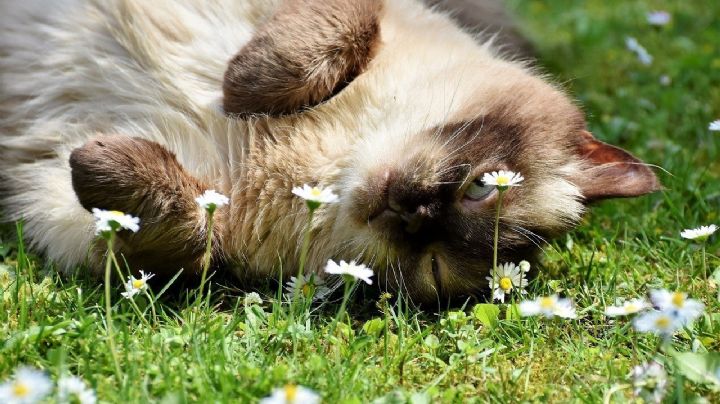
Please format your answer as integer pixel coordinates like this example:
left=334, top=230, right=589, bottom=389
left=69, top=135, right=221, bottom=276
left=69, top=134, right=205, bottom=216
left=70, top=135, right=151, bottom=212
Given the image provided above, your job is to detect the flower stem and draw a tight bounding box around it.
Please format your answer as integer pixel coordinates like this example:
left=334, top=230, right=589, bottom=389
left=491, top=190, right=505, bottom=298
left=197, top=212, right=215, bottom=304
left=331, top=279, right=353, bottom=336
left=292, top=209, right=315, bottom=316
left=103, top=234, right=123, bottom=381
left=298, top=209, right=315, bottom=279
left=701, top=244, right=707, bottom=281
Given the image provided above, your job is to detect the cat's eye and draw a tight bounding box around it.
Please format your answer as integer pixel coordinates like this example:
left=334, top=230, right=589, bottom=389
left=464, top=179, right=496, bottom=201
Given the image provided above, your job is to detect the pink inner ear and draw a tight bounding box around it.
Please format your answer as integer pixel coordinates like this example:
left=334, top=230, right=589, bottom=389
left=575, top=131, right=661, bottom=202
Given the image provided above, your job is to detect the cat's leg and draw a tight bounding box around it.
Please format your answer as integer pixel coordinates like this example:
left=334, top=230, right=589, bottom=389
left=69, top=134, right=226, bottom=278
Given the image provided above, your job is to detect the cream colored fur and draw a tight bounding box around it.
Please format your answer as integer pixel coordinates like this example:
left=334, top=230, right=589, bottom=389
left=0, top=0, right=585, bottom=284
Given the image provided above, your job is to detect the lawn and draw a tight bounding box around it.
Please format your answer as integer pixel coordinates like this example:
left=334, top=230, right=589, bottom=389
left=1, top=0, right=719, bottom=402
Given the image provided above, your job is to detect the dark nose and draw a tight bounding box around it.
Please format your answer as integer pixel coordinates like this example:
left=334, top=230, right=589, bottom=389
left=386, top=172, right=438, bottom=234
left=388, top=198, right=431, bottom=234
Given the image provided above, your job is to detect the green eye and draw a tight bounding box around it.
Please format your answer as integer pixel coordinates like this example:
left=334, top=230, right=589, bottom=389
left=464, top=180, right=496, bottom=200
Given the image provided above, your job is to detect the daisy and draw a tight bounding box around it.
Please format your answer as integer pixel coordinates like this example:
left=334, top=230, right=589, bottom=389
left=285, top=274, right=331, bottom=300
left=259, top=384, right=320, bottom=404
left=120, top=270, right=155, bottom=299
left=604, top=298, right=649, bottom=317
left=292, top=184, right=339, bottom=210
left=481, top=170, right=524, bottom=189
left=710, top=120, right=720, bottom=131
left=92, top=208, right=140, bottom=235
left=680, top=224, right=717, bottom=241
left=649, top=289, right=704, bottom=324
left=519, top=295, right=577, bottom=319
left=625, top=37, right=653, bottom=65
left=631, top=361, right=667, bottom=404
left=646, top=11, right=671, bottom=26
left=195, top=190, right=229, bottom=213
left=58, top=375, right=97, bottom=404
left=633, top=310, right=683, bottom=337
left=325, top=259, right=373, bottom=285
left=0, top=366, right=53, bottom=404
left=486, top=262, right=528, bottom=303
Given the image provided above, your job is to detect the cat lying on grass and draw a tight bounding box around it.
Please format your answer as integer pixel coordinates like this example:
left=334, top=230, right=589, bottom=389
left=0, top=0, right=660, bottom=303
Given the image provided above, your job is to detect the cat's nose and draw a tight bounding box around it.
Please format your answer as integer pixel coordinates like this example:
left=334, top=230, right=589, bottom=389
left=385, top=171, right=438, bottom=234
left=387, top=199, right=431, bottom=234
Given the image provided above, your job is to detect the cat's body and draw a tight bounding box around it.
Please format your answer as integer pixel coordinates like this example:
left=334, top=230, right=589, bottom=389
left=0, top=0, right=659, bottom=303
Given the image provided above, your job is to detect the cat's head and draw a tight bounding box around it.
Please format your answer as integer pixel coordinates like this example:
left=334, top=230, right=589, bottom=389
left=223, top=0, right=660, bottom=302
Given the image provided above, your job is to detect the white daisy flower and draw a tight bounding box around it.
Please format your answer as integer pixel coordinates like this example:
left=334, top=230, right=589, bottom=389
left=519, top=295, right=577, bottom=319
left=649, top=289, right=704, bottom=324
left=0, top=366, right=53, bottom=404
left=92, top=208, right=140, bottom=235
left=285, top=274, right=331, bottom=300
left=625, top=37, right=653, bottom=65
left=631, top=361, right=667, bottom=404
left=646, top=11, right=671, bottom=26
left=291, top=184, right=339, bottom=208
left=120, top=270, right=155, bottom=299
left=195, top=190, right=229, bottom=213
left=710, top=120, right=720, bottom=131
left=481, top=170, right=524, bottom=189
left=485, top=262, right=528, bottom=303
left=680, top=224, right=717, bottom=241
left=633, top=310, right=683, bottom=337
left=259, top=384, right=320, bottom=404
left=325, top=259, right=373, bottom=285
left=604, top=298, right=649, bottom=317
left=58, top=375, right=97, bottom=404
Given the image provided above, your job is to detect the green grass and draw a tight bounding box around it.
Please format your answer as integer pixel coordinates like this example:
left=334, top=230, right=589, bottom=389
left=2, top=0, right=720, bottom=402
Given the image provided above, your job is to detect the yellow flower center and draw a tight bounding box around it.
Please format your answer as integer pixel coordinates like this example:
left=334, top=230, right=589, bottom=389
left=109, top=210, right=125, bottom=217
left=671, top=292, right=685, bottom=307
left=309, top=188, right=322, bottom=197
left=655, top=316, right=670, bottom=329
left=132, top=279, right=145, bottom=289
left=13, top=382, right=29, bottom=397
left=499, top=277, right=513, bottom=291
left=539, top=297, right=555, bottom=310
left=625, top=304, right=639, bottom=313
left=496, top=176, right=509, bottom=186
left=302, top=283, right=313, bottom=297
left=284, top=384, right=298, bottom=402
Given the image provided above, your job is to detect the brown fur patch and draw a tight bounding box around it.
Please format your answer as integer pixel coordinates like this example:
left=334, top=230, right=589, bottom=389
left=223, top=0, right=383, bottom=117
left=69, top=135, right=225, bottom=277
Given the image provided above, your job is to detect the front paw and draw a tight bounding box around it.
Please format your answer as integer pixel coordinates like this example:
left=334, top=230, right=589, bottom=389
left=69, top=135, right=166, bottom=213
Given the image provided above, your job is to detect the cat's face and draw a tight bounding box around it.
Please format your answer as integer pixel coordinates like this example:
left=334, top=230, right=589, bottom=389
left=224, top=0, right=660, bottom=302
left=330, top=73, right=650, bottom=302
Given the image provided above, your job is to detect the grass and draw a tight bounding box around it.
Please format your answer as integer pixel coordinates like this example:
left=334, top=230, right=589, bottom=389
left=2, top=0, right=720, bottom=402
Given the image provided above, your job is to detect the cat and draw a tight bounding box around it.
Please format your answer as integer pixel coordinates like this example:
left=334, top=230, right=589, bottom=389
left=0, top=0, right=660, bottom=304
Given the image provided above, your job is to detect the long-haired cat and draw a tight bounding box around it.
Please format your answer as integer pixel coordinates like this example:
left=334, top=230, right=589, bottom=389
left=0, top=0, right=660, bottom=303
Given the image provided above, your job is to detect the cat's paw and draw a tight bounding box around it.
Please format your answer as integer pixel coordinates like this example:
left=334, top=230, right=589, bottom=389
left=69, top=135, right=222, bottom=275
left=69, top=135, right=177, bottom=214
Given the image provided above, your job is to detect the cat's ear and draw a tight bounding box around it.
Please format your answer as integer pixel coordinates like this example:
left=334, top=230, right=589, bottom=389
left=223, top=0, right=382, bottom=117
left=573, top=130, right=661, bottom=202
